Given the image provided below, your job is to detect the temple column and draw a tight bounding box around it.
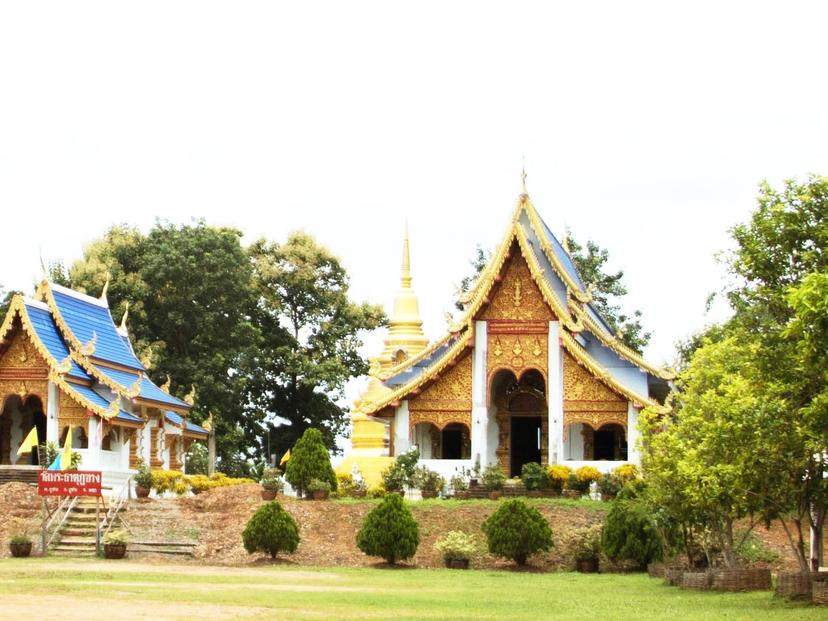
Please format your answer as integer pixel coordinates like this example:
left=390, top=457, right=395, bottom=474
left=87, top=416, right=102, bottom=469
left=394, top=400, right=410, bottom=456
left=626, top=402, right=640, bottom=465
left=46, top=381, right=59, bottom=444
left=471, top=320, right=488, bottom=466
left=548, top=320, right=564, bottom=464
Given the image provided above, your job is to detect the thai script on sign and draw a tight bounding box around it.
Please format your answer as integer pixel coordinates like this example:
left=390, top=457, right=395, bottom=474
left=38, top=470, right=102, bottom=497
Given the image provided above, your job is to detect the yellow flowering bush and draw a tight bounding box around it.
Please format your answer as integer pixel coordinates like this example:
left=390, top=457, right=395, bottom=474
left=575, top=466, right=602, bottom=485
left=612, top=463, right=639, bottom=483
left=150, top=469, right=185, bottom=495
left=546, top=464, right=573, bottom=493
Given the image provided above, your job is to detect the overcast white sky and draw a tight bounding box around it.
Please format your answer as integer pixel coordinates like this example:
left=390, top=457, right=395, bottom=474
left=2, top=2, right=827, bottom=387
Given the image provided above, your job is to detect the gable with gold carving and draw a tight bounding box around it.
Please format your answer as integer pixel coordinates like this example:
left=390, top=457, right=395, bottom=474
left=408, top=353, right=472, bottom=430
left=563, top=352, right=628, bottom=430
left=480, top=248, right=555, bottom=323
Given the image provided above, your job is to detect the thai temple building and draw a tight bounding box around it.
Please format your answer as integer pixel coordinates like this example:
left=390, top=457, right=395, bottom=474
left=0, top=279, right=208, bottom=494
left=338, top=186, right=673, bottom=484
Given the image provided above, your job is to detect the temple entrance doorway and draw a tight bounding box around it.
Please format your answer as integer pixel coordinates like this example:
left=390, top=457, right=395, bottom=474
left=0, top=395, right=46, bottom=465
left=510, top=416, right=541, bottom=477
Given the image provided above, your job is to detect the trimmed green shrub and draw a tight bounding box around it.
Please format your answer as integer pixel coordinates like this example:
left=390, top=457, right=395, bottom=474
left=284, top=428, right=337, bottom=497
left=242, top=501, right=300, bottom=559
left=381, top=447, right=420, bottom=492
left=520, top=462, right=547, bottom=491
left=356, top=493, right=419, bottom=564
left=482, top=499, right=553, bottom=566
left=601, top=497, right=661, bottom=568
left=482, top=463, right=506, bottom=491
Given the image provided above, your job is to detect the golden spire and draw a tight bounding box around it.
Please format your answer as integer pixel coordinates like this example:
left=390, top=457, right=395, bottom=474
left=521, top=165, right=528, bottom=195
left=119, top=302, right=130, bottom=331
left=377, top=225, right=429, bottom=371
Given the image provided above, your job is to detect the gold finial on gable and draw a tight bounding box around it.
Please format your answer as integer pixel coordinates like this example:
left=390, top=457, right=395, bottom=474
left=127, top=374, right=142, bottom=398
left=99, top=274, right=111, bottom=303
left=184, top=385, right=196, bottom=406
left=160, top=374, right=171, bottom=394
left=55, top=355, right=72, bottom=374
left=202, top=412, right=214, bottom=433
left=119, top=301, right=129, bottom=331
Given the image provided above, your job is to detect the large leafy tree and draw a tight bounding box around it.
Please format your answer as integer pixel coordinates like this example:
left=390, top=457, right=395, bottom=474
left=247, top=232, right=385, bottom=457
left=62, top=221, right=261, bottom=472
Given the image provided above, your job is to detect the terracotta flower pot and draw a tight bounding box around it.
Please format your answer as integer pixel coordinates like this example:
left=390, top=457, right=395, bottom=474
left=261, top=489, right=278, bottom=501
left=9, top=542, right=32, bottom=558
left=444, top=558, right=470, bottom=569
left=352, top=489, right=367, bottom=498
left=104, top=544, right=127, bottom=560
left=576, top=558, right=599, bottom=573
left=135, top=485, right=151, bottom=499
left=311, top=489, right=329, bottom=501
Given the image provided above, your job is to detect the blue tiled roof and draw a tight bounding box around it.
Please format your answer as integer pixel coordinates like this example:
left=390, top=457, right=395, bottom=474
left=384, top=336, right=460, bottom=388
left=536, top=215, right=587, bottom=293
left=50, top=285, right=143, bottom=371
left=165, top=410, right=208, bottom=436
left=519, top=215, right=569, bottom=310
left=65, top=381, right=111, bottom=411
left=88, top=363, right=189, bottom=410
left=24, top=301, right=90, bottom=381
left=116, top=409, right=142, bottom=424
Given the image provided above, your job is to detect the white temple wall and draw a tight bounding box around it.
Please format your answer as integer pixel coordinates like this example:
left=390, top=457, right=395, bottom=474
left=626, top=402, right=641, bottom=466
left=471, top=320, right=488, bottom=467
left=46, top=381, right=59, bottom=444
left=413, top=422, right=434, bottom=459
left=394, top=400, right=410, bottom=456
left=565, top=422, right=585, bottom=460
left=548, top=320, right=564, bottom=465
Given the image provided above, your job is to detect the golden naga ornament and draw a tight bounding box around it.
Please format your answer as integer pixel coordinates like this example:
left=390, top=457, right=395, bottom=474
left=55, top=355, right=73, bottom=374
left=127, top=374, right=142, bottom=398
left=80, top=331, right=97, bottom=356
left=160, top=374, right=172, bottom=394
left=184, top=385, right=196, bottom=406
left=202, top=412, right=214, bottom=433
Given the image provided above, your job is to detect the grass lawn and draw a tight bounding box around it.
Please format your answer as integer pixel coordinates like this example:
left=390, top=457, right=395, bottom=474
left=0, top=557, right=820, bottom=621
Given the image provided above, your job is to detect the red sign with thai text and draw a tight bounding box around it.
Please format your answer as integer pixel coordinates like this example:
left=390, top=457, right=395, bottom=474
left=38, top=470, right=102, bottom=497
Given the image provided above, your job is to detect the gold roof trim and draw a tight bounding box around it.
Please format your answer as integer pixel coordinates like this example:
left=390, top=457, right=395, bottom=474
left=49, top=371, right=118, bottom=420
left=559, top=329, right=669, bottom=414
left=358, top=329, right=473, bottom=415
left=376, top=330, right=457, bottom=381
left=522, top=199, right=592, bottom=304
left=36, top=281, right=130, bottom=396
left=1, top=296, right=72, bottom=377
left=573, top=306, right=676, bottom=380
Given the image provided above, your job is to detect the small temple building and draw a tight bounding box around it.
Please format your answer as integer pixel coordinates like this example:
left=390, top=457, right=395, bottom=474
left=0, top=279, right=207, bottom=494
left=338, top=186, right=673, bottom=484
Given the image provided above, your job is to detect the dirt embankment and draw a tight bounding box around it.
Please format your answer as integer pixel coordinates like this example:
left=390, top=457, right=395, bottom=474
left=179, top=484, right=602, bottom=569
left=0, top=483, right=43, bottom=557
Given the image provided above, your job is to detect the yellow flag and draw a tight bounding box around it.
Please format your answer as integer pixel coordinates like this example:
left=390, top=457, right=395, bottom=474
left=16, top=427, right=38, bottom=455
left=60, top=427, right=73, bottom=470
left=279, top=449, right=291, bottom=466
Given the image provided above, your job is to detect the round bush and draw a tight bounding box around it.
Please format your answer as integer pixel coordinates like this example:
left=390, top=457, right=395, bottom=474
left=601, top=497, right=661, bottom=568
left=482, top=499, right=553, bottom=566
left=284, top=428, right=337, bottom=497
left=520, top=462, right=547, bottom=491
left=242, top=501, right=300, bottom=559
left=356, top=493, right=419, bottom=564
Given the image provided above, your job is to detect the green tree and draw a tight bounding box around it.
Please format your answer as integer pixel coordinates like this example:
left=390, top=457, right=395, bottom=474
left=63, top=221, right=261, bottom=473
left=356, top=493, right=420, bottom=565
left=242, top=501, right=300, bottom=559
left=284, top=427, right=337, bottom=497
left=454, top=245, right=491, bottom=311
left=602, top=494, right=663, bottom=569
left=482, top=499, right=553, bottom=566
left=248, top=233, right=385, bottom=455
left=567, top=235, right=650, bottom=352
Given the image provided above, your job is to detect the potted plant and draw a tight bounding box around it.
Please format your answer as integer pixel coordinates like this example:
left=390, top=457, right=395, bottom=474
left=307, top=478, right=332, bottom=500
left=8, top=534, right=32, bottom=558
left=434, top=531, right=477, bottom=569
left=450, top=473, right=470, bottom=499
left=134, top=460, right=153, bottom=499
left=103, top=530, right=129, bottom=559
left=469, top=459, right=481, bottom=488
left=574, top=466, right=601, bottom=497
left=260, top=468, right=284, bottom=501
left=351, top=477, right=367, bottom=498
left=563, top=473, right=583, bottom=498
left=482, top=463, right=506, bottom=500
left=570, top=524, right=601, bottom=573
left=597, top=473, right=622, bottom=501
left=521, top=462, right=547, bottom=497
left=413, top=466, right=445, bottom=499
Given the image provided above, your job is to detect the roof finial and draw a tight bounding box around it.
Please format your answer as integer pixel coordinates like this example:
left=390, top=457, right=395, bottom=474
left=521, top=157, right=528, bottom=195
left=401, top=221, right=412, bottom=289
left=39, top=249, right=48, bottom=283
left=99, top=273, right=111, bottom=303
left=119, top=301, right=130, bottom=331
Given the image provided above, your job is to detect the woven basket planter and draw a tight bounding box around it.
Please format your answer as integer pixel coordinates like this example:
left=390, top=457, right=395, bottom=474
left=709, top=568, right=770, bottom=592
left=812, top=580, right=828, bottom=605
left=647, top=562, right=665, bottom=578
left=681, top=571, right=711, bottom=590
left=664, top=568, right=684, bottom=586
left=776, top=572, right=813, bottom=599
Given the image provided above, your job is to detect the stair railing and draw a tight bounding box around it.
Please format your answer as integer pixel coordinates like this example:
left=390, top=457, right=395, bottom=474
left=45, top=496, right=78, bottom=549
left=101, top=475, right=132, bottom=540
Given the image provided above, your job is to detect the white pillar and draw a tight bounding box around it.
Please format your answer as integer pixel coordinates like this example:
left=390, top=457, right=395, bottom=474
left=394, top=400, right=410, bottom=457
left=46, top=381, right=59, bottom=443
left=87, top=416, right=102, bottom=469
left=627, top=402, right=640, bottom=465
left=471, top=320, right=488, bottom=466
left=141, top=421, right=152, bottom=464
left=548, top=321, right=564, bottom=464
